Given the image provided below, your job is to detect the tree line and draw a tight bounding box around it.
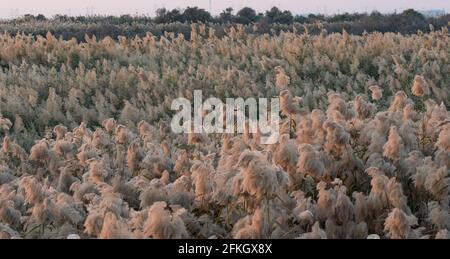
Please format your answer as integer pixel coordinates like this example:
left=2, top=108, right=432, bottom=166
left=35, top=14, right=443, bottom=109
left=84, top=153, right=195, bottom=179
left=0, top=7, right=448, bottom=41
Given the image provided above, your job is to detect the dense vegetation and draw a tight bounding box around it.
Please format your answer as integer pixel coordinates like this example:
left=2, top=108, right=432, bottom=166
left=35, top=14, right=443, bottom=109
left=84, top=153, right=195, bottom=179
left=0, top=26, right=448, bottom=148
left=0, top=15, right=449, bottom=239
left=0, top=7, right=448, bottom=41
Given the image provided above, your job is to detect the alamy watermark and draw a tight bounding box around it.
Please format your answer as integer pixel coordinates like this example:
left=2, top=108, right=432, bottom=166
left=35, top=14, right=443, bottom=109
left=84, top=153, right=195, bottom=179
left=171, top=90, right=280, bottom=144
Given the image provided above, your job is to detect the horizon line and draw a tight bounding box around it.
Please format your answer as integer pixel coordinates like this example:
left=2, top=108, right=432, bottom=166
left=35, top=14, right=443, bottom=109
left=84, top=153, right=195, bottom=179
left=1, top=7, right=448, bottom=20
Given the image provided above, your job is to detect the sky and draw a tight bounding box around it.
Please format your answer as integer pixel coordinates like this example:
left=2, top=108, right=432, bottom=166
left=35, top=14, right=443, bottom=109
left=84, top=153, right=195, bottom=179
left=1, top=0, right=449, bottom=18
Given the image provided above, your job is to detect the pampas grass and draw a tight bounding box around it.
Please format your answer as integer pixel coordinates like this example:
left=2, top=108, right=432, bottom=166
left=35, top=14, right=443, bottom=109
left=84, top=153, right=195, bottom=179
left=237, top=150, right=278, bottom=203
left=383, top=126, right=404, bottom=162
left=0, top=27, right=448, bottom=239
left=143, top=201, right=188, bottom=239
left=384, top=208, right=417, bottom=239
left=0, top=116, right=12, bottom=132
left=369, top=85, right=382, bottom=101
left=275, top=67, right=290, bottom=90
left=411, top=75, right=430, bottom=97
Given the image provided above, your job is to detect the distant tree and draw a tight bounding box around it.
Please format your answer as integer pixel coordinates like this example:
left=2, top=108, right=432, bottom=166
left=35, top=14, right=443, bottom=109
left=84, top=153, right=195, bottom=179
left=155, top=8, right=183, bottom=23
left=219, top=7, right=234, bottom=23
left=22, top=14, right=36, bottom=22
left=182, top=7, right=212, bottom=23
left=328, top=12, right=367, bottom=23
left=277, top=11, right=293, bottom=24
left=54, top=15, right=70, bottom=22
left=154, top=8, right=168, bottom=23
left=370, top=11, right=383, bottom=18
left=401, top=8, right=426, bottom=20
left=236, top=7, right=257, bottom=24
left=119, top=15, right=133, bottom=24
left=36, top=14, right=47, bottom=21
left=392, top=9, right=427, bottom=33
left=265, top=7, right=281, bottom=21
left=293, top=15, right=308, bottom=23
left=155, top=8, right=167, bottom=19
left=307, top=13, right=325, bottom=22
left=265, top=7, right=293, bottom=24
